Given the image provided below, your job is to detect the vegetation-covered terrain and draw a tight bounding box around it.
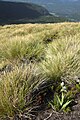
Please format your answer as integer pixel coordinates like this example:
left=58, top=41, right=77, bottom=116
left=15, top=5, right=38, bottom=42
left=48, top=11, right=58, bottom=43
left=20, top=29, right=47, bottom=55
left=25, top=0, right=80, bottom=21
left=0, top=22, right=80, bottom=120
left=0, top=1, right=68, bottom=25
left=0, top=0, right=48, bottom=24
left=2, top=0, right=80, bottom=21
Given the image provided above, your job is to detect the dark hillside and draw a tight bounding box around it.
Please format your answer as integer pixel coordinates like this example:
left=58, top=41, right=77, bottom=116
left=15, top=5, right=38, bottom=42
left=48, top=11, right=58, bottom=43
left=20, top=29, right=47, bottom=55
left=0, top=1, right=49, bottom=20
left=0, top=1, right=68, bottom=24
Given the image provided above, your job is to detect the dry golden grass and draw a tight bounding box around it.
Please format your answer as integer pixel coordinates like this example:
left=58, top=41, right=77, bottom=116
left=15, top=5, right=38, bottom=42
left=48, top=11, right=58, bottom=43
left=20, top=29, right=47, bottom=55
left=0, top=22, right=80, bottom=119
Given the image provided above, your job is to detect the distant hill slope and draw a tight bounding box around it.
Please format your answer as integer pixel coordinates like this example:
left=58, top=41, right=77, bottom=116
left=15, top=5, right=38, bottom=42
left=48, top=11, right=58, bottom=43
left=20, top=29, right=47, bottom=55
left=17, top=0, right=80, bottom=21
left=0, top=1, right=49, bottom=20
left=0, top=1, right=69, bottom=24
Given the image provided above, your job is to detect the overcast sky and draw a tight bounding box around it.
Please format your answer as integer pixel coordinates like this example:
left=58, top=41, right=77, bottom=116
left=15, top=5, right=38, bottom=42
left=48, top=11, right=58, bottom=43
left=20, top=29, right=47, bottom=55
left=2, top=0, right=79, bottom=2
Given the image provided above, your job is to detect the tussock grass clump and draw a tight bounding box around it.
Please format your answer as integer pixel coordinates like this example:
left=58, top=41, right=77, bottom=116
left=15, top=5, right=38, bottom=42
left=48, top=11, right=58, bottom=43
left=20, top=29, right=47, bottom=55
left=40, top=36, right=80, bottom=83
left=0, top=65, right=37, bottom=119
left=0, top=39, right=44, bottom=62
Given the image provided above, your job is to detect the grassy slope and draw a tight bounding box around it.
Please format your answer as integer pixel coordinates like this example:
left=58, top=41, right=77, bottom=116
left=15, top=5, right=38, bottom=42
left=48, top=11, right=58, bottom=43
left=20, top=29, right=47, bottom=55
left=0, top=22, right=80, bottom=119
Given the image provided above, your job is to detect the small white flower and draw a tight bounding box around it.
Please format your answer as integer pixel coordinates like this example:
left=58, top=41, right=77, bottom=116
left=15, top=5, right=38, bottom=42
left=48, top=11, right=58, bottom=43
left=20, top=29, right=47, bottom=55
left=61, top=86, right=67, bottom=92
left=63, top=86, right=66, bottom=90
left=76, top=79, right=80, bottom=83
left=61, top=82, right=64, bottom=87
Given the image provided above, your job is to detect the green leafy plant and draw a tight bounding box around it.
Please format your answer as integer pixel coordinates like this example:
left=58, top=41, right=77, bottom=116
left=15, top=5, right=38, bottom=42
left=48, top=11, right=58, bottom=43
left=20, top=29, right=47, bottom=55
left=49, top=82, right=72, bottom=112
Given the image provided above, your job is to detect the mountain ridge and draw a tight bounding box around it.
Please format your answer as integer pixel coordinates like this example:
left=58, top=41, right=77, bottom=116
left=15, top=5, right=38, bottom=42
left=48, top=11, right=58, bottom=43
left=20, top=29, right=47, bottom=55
left=6, top=0, right=80, bottom=21
left=0, top=0, right=68, bottom=25
left=0, top=0, right=49, bottom=20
